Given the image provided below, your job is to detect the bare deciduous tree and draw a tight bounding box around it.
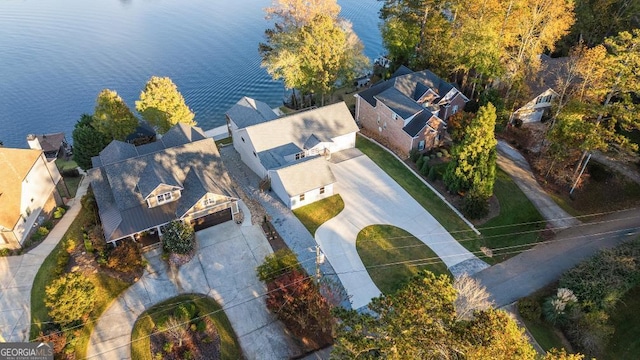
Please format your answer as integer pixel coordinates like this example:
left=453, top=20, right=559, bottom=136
left=453, top=273, right=494, bottom=320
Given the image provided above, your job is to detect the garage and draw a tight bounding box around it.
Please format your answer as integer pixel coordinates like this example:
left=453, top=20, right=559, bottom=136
left=191, top=207, right=232, bottom=231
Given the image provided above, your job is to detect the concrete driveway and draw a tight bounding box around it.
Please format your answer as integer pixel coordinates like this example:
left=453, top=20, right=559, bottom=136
left=315, top=154, right=487, bottom=309
left=87, top=220, right=298, bottom=359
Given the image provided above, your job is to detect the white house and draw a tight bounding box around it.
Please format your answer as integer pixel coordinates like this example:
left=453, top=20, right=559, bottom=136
left=512, top=55, right=567, bottom=124
left=226, top=100, right=359, bottom=209
left=0, top=148, right=63, bottom=249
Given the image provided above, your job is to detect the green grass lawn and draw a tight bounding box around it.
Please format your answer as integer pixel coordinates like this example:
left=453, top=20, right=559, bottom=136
left=293, top=194, right=344, bottom=236
left=30, top=204, right=132, bottom=359
left=522, top=319, right=566, bottom=352
left=215, top=137, right=233, bottom=147
left=356, top=225, right=451, bottom=294
left=478, top=169, right=545, bottom=262
left=131, top=294, right=242, bottom=360
left=55, top=158, right=78, bottom=171
left=603, top=285, right=640, bottom=359
left=355, top=136, right=485, bottom=259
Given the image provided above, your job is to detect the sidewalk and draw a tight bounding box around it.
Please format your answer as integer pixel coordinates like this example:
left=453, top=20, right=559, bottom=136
left=497, top=140, right=581, bottom=231
left=0, top=175, right=89, bottom=342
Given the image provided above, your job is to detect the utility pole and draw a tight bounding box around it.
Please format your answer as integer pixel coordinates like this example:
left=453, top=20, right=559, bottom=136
left=315, top=245, right=325, bottom=283
left=570, top=153, right=591, bottom=196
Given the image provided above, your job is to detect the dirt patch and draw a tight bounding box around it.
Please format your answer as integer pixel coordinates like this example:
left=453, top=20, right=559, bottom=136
left=150, top=317, right=221, bottom=360
left=67, top=241, right=142, bottom=284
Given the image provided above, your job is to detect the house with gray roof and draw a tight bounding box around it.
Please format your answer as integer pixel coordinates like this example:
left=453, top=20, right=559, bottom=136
left=227, top=100, right=358, bottom=209
left=512, top=54, right=564, bottom=124
left=355, top=66, right=468, bottom=155
left=88, top=124, right=239, bottom=245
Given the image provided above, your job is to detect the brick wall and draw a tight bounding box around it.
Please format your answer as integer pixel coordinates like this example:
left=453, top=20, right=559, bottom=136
left=356, top=96, right=413, bottom=154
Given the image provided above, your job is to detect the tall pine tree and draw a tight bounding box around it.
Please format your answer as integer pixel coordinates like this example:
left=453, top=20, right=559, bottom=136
left=444, top=103, right=497, bottom=199
left=71, top=114, right=109, bottom=170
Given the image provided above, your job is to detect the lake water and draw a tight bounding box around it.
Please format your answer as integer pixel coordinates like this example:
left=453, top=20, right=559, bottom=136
left=0, top=0, right=383, bottom=148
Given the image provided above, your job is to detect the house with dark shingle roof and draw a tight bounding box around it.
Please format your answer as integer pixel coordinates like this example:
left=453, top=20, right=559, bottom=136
left=355, top=66, right=468, bottom=155
left=88, top=124, right=239, bottom=245
left=0, top=148, right=63, bottom=249
left=26, top=132, right=71, bottom=160
left=226, top=99, right=357, bottom=209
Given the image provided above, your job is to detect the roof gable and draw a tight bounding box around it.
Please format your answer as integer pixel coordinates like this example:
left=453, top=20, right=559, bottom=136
left=0, top=148, right=43, bottom=229
left=160, top=123, right=207, bottom=148
left=244, top=102, right=358, bottom=155
left=98, top=141, right=138, bottom=166
left=226, top=96, right=278, bottom=128
left=272, top=157, right=336, bottom=197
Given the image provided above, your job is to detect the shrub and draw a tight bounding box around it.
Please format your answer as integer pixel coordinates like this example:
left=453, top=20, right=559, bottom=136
left=543, top=288, right=578, bottom=325
left=266, top=269, right=334, bottom=350
left=105, top=240, right=144, bottom=274
left=409, top=148, right=421, bottom=163
left=54, top=250, right=70, bottom=277
left=53, top=207, right=66, bottom=219
left=566, top=309, right=613, bottom=357
left=256, top=249, right=301, bottom=282
left=416, top=155, right=425, bottom=170
left=61, top=168, right=80, bottom=177
left=175, top=302, right=197, bottom=322
left=436, top=152, right=443, bottom=158
left=31, top=227, right=50, bottom=242
left=441, top=148, right=449, bottom=157
left=420, top=160, right=430, bottom=176
left=428, top=166, right=438, bottom=181
left=518, top=298, right=542, bottom=322
left=36, top=329, right=68, bottom=356
left=45, top=272, right=95, bottom=327
left=463, top=192, right=489, bottom=219
left=42, top=220, right=54, bottom=230
left=161, top=220, right=195, bottom=255
left=0, top=248, right=10, bottom=257
left=559, top=239, right=640, bottom=312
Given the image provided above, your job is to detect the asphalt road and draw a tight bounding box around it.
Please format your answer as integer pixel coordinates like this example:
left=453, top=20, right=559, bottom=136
left=474, top=208, right=640, bottom=307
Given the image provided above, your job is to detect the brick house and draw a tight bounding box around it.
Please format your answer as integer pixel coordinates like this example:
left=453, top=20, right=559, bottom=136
left=355, top=66, right=468, bottom=155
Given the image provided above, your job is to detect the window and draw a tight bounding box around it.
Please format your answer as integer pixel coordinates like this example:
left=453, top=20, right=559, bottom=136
left=393, top=113, right=399, bottom=121
left=319, top=187, right=325, bottom=195
left=295, top=152, right=306, bottom=160
left=418, top=140, right=425, bottom=151
left=299, top=193, right=305, bottom=201
left=452, top=105, right=459, bottom=114
left=203, top=197, right=216, bottom=207
left=376, top=115, right=381, bottom=125
left=295, top=153, right=300, bottom=160
left=156, top=192, right=173, bottom=204
left=241, top=137, right=245, bottom=142
left=253, top=151, right=257, bottom=157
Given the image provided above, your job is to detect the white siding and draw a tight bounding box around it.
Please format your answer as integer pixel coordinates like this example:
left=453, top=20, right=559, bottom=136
left=269, top=172, right=292, bottom=208
left=289, top=184, right=335, bottom=210
left=233, top=128, right=268, bottom=178
left=18, top=154, right=60, bottom=244
left=328, top=132, right=356, bottom=153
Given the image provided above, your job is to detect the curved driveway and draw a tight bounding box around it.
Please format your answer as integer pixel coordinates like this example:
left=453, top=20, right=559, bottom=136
left=315, top=154, right=487, bottom=309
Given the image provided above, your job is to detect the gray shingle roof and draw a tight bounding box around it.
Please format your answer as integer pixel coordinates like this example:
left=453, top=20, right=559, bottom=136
left=403, top=112, right=443, bottom=137
left=89, top=125, right=236, bottom=242
left=375, top=88, right=424, bottom=119
left=226, top=96, right=278, bottom=129
left=245, top=102, right=358, bottom=155
left=357, top=67, right=456, bottom=110
left=160, top=123, right=207, bottom=148
left=272, top=157, right=336, bottom=197
left=98, top=141, right=138, bottom=166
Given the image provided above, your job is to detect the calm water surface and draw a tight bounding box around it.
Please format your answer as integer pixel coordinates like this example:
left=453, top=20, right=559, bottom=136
left=0, top=0, right=383, bottom=148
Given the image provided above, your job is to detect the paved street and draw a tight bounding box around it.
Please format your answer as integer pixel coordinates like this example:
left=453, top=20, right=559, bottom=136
left=316, top=154, right=488, bottom=309
left=474, top=207, right=640, bottom=307
left=497, top=140, right=581, bottom=231
left=0, top=176, right=89, bottom=342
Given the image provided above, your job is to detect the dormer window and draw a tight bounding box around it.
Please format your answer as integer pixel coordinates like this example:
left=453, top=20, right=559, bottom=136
left=157, top=192, right=173, bottom=205
left=295, top=152, right=306, bottom=160
left=203, top=197, right=217, bottom=207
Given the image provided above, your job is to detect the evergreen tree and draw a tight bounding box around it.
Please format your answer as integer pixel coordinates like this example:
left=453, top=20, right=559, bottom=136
left=93, top=89, right=139, bottom=141
left=72, top=114, right=109, bottom=170
left=444, top=103, right=497, bottom=198
left=136, top=76, right=196, bottom=134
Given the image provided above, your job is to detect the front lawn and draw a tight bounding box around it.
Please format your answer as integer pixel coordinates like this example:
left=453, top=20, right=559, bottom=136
left=356, top=225, right=450, bottom=294
left=55, top=158, right=78, bottom=171
left=356, top=136, right=485, bottom=259
left=603, top=285, right=640, bottom=359
left=131, top=294, right=242, bottom=360
left=478, top=169, right=545, bottom=262
left=30, top=196, right=133, bottom=359
left=293, top=194, right=344, bottom=236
